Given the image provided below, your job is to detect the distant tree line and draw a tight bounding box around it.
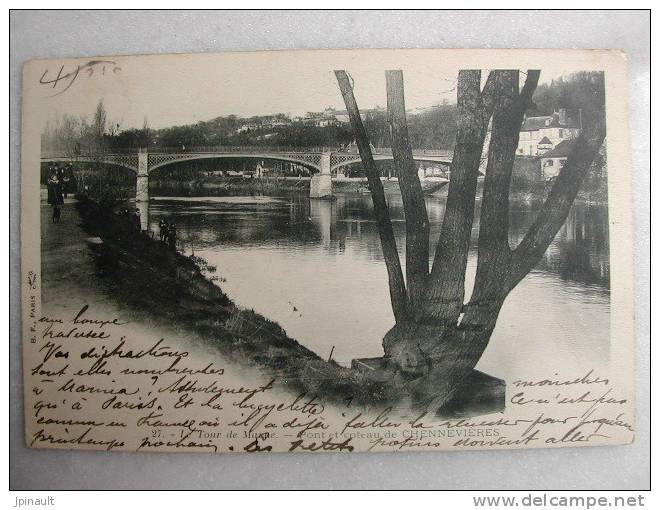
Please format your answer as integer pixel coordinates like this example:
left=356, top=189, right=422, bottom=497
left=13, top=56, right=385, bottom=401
left=42, top=101, right=459, bottom=154
left=527, top=71, right=605, bottom=119
left=41, top=99, right=115, bottom=157
left=41, top=72, right=604, bottom=156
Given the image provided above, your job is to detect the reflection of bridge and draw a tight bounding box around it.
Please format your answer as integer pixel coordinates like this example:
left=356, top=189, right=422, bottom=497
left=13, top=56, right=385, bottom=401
left=41, top=146, right=453, bottom=201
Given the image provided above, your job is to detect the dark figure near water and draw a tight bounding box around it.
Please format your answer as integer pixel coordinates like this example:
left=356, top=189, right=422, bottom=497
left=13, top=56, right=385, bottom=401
left=159, top=219, right=169, bottom=242
left=133, top=208, right=142, bottom=231
left=47, top=173, right=64, bottom=223
left=62, top=163, right=73, bottom=198
left=119, top=208, right=130, bottom=224
left=167, top=222, right=177, bottom=251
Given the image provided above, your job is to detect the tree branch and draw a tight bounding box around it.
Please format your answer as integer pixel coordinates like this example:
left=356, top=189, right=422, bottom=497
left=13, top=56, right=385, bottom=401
left=335, top=70, right=409, bottom=322
left=423, top=70, right=497, bottom=322
left=386, top=70, right=430, bottom=309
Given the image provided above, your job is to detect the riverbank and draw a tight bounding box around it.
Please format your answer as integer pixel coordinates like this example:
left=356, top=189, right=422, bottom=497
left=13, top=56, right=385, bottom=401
left=150, top=157, right=607, bottom=204
left=73, top=196, right=403, bottom=408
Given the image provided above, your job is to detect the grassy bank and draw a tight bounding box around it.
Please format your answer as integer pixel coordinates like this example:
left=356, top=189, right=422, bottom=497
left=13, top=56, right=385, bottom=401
left=75, top=196, right=401, bottom=408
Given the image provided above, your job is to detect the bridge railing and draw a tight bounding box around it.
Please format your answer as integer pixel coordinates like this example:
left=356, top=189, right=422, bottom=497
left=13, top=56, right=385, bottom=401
left=149, top=146, right=336, bottom=154
left=373, top=148, right=453, bottom=157
left=149, top=146, right=453, bottom=156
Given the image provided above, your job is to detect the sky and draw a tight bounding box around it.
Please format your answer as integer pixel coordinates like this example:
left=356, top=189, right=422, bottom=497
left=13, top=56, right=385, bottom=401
left=30, top=49, right=607, bottom=131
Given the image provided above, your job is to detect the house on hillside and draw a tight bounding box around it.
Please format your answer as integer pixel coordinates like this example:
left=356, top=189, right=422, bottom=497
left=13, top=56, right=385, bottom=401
left=235, top=122, right=261, bottom=133
left=261, top=116, right=289, bottom=128
left=331, top=106, right=385, bottom=124
left=316, top=117, right=338, bottom=128
left=301, top=110, right=339, bottom=127
left=517, top=108, right=581, bottom=156
left=540, top=139, right=576, bottom=179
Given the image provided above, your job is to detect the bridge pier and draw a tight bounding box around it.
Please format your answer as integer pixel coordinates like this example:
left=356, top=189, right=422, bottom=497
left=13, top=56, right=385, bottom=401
left=309, top=152, right=333, bottom=199
left=136, top=150, right=149, bottom=203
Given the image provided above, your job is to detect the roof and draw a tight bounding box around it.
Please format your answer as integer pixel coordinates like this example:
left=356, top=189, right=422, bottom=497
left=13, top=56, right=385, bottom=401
left=537, top=136, right=552, bottom=145
left=521, top=116, right=553, bottom=132
left=541, top=139, right=577, bottom=159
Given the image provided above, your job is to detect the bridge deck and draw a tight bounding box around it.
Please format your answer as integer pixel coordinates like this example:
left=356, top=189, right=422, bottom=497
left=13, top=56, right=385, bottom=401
left=41, top=147, right=453, bottom=175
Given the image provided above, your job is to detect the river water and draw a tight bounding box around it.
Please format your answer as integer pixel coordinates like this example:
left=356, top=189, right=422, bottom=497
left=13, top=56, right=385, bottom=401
left=141, top=192, right=610, bottom=381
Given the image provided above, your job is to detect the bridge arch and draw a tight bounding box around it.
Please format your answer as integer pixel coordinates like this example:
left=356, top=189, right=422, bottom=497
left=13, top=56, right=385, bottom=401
left=330, top=155, right=452, bottom=174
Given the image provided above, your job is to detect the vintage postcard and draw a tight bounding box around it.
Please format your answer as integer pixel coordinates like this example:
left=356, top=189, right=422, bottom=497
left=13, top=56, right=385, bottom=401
left=20, top=48, right=635, bottom=454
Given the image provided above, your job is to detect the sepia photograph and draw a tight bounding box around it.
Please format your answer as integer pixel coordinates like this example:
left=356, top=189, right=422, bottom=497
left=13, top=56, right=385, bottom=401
left=21, top=48, right=634, bottom=455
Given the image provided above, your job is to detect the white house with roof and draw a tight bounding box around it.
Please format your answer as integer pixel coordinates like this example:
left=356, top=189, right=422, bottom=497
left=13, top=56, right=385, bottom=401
left=517, top=109, right=581, bottom=156
left=300, top=110, right=340, bottom=127
left=540, top=139, right=577, bottom=179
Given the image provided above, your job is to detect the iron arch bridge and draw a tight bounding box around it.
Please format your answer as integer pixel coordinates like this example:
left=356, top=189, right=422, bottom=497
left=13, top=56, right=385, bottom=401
left=41, top=146, right=453, bottom=200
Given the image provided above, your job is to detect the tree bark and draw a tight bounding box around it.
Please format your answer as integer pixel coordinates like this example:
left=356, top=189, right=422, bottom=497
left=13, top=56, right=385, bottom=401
left=421, top=71, right=499, bottom=323
left=471, top=71, right=540, bottom=305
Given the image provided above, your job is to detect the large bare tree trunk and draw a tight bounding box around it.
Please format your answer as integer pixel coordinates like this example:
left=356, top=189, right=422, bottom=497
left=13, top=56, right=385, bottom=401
left=336, top=68, right=606, bottom=411
left=336, top=71, right=409, bottom=323
left=380, top=70, right=505, bottom=384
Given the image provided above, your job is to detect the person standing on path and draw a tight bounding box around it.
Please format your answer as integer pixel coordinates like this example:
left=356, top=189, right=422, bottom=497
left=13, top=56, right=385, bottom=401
left=167, top=222, right=177, bottom=251
left=133, top=208, right=142, bottom=231
left=62, top=163, right=73, bottom=198
left=47, top=173, right=64, bottom=223
left=159, top=219, right=168, bottom=242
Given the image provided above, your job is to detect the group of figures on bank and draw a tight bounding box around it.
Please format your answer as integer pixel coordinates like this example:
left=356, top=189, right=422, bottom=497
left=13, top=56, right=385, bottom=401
left=45, top=162, right=76, bottom=223
left=117, top=209, right=177, bottom=250
left=158, top=218, right=177, bottom=251
left=117, top=207, right=144, bottom=232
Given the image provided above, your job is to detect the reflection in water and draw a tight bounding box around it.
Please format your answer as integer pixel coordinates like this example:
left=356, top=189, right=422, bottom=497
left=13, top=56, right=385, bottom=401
left=139, top=192, right=610, bottom=380
left=309, top=200, right=334, bottom=248
left=508, top=203, right=610, bottom=287
left=137, top=200, right=149, bottom=232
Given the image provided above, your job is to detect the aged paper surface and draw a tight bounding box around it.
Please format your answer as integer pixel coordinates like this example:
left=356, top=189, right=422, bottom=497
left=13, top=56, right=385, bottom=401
left=21, top=49, right=635, bottom=454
